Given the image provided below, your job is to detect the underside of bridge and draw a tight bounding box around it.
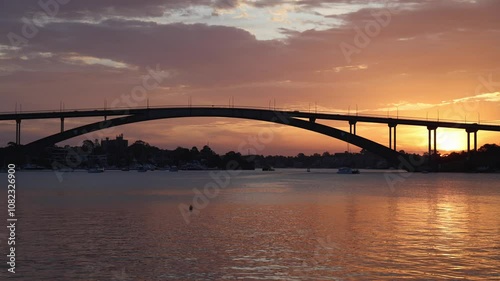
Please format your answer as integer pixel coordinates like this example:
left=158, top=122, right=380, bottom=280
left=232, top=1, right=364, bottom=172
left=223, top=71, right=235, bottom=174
left=22, top=108, right=415, bottom=169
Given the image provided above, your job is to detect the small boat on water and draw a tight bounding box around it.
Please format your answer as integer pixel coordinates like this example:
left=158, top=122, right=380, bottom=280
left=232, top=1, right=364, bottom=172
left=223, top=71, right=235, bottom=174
left=23, top=164, right=45, bottom=170
left=476, top=166, right=492, bottom=173
left=88, top=167, right=105, bottom=173
left=337, top=167, right=360, bottom=174
left=262, top=165, right=275, bottom=171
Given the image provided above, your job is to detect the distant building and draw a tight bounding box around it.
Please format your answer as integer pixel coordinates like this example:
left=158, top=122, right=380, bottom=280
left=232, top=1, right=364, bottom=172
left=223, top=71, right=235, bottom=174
left=101, top=134, right=129, bottom=166
left=101, top=134, right=128, bottom=152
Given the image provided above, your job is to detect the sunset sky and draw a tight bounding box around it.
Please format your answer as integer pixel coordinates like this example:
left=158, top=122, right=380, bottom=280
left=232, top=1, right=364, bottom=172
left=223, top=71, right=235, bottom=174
left=1, top=0, right=499, bottom=155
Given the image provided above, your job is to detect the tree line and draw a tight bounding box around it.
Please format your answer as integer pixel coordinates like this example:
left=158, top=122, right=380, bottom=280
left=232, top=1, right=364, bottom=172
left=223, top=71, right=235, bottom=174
left=0, top=140, right=499, bottom=172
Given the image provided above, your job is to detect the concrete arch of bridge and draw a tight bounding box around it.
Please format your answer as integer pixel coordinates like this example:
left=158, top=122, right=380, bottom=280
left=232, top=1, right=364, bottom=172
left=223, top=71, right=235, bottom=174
left=24, top=108, right=405, bottom=168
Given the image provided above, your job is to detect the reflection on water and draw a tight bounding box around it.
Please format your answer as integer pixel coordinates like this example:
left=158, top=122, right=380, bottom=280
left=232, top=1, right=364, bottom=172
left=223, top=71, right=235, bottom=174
left=1, top=170, right=499, bottom=280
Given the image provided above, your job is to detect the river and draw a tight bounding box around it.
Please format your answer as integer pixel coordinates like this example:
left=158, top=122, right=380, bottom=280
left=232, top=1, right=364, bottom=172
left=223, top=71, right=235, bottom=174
left=1, top=169, right=499, bottom=280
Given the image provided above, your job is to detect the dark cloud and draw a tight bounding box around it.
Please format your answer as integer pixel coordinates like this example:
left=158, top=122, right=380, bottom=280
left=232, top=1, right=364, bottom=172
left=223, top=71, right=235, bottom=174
left=1, top=0, right=499, bottom=90
left=2, top=0, right=499, bottom=79
left=0, top=0, right=213, bottom=21
left=213, top=0, right=241, bottom=9
left=0, top=0, right=437, bottom=22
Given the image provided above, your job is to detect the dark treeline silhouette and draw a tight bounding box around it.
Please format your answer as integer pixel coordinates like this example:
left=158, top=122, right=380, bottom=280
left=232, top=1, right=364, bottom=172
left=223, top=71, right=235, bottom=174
left=438, top=144, right=500, bottom=172
left=0, top=137, right=499, bottom=172
left=0, top=139, right=254, bottom=170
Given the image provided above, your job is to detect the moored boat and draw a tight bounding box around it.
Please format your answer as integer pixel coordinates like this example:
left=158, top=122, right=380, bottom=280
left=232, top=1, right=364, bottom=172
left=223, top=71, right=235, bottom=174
left=337, top=167, right=359, bottom=174
left=262, top=165, right=275, bottom=171
left=137, top=165, right=148, bottom=172
left=88, top=167, right=105, bottom=173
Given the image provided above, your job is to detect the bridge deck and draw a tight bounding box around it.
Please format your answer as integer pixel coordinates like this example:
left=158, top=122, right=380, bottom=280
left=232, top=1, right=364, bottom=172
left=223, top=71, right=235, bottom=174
left=1, top=106, right=499, bottom=131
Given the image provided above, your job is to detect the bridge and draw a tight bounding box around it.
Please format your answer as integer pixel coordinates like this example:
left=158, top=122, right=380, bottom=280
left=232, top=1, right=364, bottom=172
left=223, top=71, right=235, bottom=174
left=2, top=106, right=500, bottom=168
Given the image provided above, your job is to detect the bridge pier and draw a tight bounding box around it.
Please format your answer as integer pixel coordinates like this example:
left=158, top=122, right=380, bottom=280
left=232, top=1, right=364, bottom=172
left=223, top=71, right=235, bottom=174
left=466, top=128, right=478, bottom=153
left=61, top=117, right=64, bottom=133
left=427, top=126, right=437, bottom=156
left=475, top=130, right=477, bottom=151
left=349, top=120, right=357, bottom=135
left=15, top=119, right=21, bottom=145
left=388, top=123, right=397, bottom=150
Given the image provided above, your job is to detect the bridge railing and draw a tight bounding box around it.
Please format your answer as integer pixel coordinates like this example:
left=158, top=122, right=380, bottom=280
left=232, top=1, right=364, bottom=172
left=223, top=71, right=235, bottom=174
left=1, top=104, right=499, bottom=126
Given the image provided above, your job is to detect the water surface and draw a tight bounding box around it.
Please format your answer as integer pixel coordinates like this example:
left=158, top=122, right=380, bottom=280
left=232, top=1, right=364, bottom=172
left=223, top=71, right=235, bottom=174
left=1, top=170, right=499, bottom=280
